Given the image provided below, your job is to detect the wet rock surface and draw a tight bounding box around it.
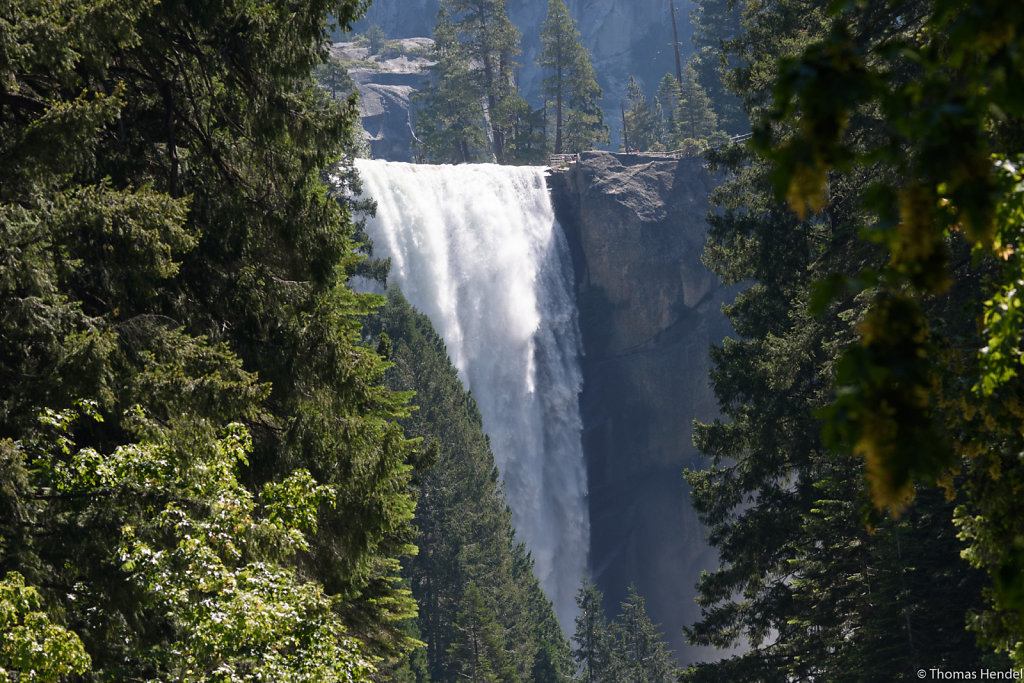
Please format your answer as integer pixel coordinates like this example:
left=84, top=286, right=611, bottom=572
left=550, top=151, right=733, bottom=663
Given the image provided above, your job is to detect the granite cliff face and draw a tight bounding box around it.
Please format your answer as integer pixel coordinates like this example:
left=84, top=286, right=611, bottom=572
left=549, top=151, right=732, bottom=662
left=352, top=0, right=693, bottom=149
left=330, top=39, right=434, bottom=162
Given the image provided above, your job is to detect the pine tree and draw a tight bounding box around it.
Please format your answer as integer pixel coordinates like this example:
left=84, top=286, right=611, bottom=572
left=447, top=583, right=517, bottom=682
left=494, top=93, right=549, bottom=165
left=573, top=579, right=625, bottom=682
left=618, top=586, right=674, bottom=683
left=689, top=0, right=747, bottom=134
left=0, top=0, right=418, bottom=676
left=415, top=6, right=491, bottom=163
left=655, top=73, right=683, bottom=148
left=444, top=0, right=531, bottom=163
left=538, top=0, right=608, bottom=154
left=621, top=76, right=660, bottom=152
left=756, top=0, right=1024, bottom=662
left=313, top=58, right=356, bottom=101
left=364, top=290, right=573, bottom=681
left=417, top=1, right=541, bottom=164
left=365, top=23, right=387, bottom=55
left=679, top=0, right=994, bottom=678
left=675, top=62, right=719, bottom=143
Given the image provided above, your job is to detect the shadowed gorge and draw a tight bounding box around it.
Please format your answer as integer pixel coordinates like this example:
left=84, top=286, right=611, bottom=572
left=354, top=152, right=733, bottom=662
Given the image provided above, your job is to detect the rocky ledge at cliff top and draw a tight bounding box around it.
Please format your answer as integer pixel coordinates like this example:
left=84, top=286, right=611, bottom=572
left=330, top=39, right=434, bottom=162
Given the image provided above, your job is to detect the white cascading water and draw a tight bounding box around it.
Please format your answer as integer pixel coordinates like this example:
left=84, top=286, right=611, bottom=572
left=355, top=159, right=587, bottom=631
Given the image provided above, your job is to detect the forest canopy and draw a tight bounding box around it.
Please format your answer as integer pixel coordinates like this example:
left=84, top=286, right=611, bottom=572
left=684, top=0, right=1024, bottom=677
left=0, top=0, right=418, bottom=678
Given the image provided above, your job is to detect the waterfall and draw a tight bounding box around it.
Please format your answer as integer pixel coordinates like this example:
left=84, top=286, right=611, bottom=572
left=355, top=159, right=587, bottom=630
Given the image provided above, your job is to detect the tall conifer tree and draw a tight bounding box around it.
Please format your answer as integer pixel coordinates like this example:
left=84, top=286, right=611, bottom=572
left=364, top=290, right=573, bottom=681
left=416, top=0, right=541, bottom=163
left=680, top=0, right=992, bottom=678
left=618, top=586, right=674, bottom=683
left=0, top=0, right=419, bottom=677
left=446, top=583, right=517, bottom=682
left=444, top=0, right=532, bottom=163
left=689, top=0, right=747, bottom=133
left=573, top=580, right=625, bottom=682
left=656, top=73, right=683, bottom=147
left=675, top=62, right=718, bottom=142
left=756, top=0, right=1024, bottom=663
left=538, top=0, right=608, bottom=154
left=621, top=76, right=660, bottom=152
left=415, top=6, right=490, bottom=163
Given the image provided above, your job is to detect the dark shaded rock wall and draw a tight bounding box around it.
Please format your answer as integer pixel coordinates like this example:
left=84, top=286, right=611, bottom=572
left=549, top=151, right=732, bottom=663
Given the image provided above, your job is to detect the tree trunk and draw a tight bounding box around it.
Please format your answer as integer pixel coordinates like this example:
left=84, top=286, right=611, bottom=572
left=670, top=0, right=683, bottom=86
left=555, top=63, right=563, bottom=154
left=621, top=101, right=630, bottom=151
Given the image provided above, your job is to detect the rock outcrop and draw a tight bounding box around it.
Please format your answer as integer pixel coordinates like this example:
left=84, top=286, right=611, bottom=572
left=331, top=40, right=434, bottom=161
left=549, top=151, right=732, bottom=663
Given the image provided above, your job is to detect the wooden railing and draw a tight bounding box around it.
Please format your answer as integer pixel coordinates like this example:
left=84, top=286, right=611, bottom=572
left=547, top=133, right=753, bottom=167
left=547, top=153, right=581, bottom=167
left=653, top=133, right=754, bottom=158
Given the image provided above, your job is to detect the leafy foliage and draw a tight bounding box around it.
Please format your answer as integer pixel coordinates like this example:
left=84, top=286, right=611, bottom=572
left=681, top=0, right=1000, bottom=677
left=754, top=0, right=1024, bottom=661
left=0, top=571, right=91, bottom=681
left=0, top=0, right=424, bottom=677
left=29, top=409, right=373, bottom=680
